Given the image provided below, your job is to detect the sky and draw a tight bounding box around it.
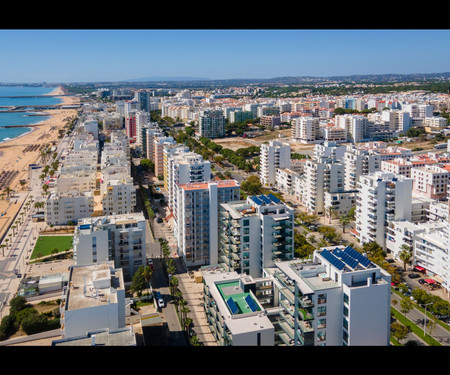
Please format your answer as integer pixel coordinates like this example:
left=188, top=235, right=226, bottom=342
left=0, top=29, right=449, bottom=83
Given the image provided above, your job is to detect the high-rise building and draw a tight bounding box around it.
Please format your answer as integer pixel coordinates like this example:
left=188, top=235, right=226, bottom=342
left=219, top=194, right=295, bottom=278
left=175, top=180, right=240, bottom=268
left=198, top=110, right=226, bottom=139
left=259, top=140, right=291, bottom=187
left=73, top=213, right=146, bottom=281
left=355, top=171, right=413, bottom=247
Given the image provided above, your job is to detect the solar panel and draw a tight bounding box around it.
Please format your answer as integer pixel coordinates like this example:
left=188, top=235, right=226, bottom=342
left=267, top=193, right=280, bottom=204
left=251, top=196, right=263, bottom=206
left=321, top=249, right=345, bottom=270
left=227, top=297, right=239, bottom=315
left=244, top=295, right=259, bottom=312
left=344, top=246, right=372, bottom=268
left=260, top=195, right=271, bottom=204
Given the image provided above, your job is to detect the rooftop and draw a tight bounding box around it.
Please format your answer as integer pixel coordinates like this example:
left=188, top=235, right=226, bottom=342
left=64, top=262, right=124, bottom=312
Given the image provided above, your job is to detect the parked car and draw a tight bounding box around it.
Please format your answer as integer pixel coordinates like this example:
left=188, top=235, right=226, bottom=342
left=156, top=291, right=165, bottom=309
left=408, top=273, right=421, bottom=279
left=418, top=279, right=426, bottom=284
left=156, top=217, right=163, bottom=223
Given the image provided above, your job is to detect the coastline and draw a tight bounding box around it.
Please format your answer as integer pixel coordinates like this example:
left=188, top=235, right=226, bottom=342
left=0, top=85, right=79, bottom=244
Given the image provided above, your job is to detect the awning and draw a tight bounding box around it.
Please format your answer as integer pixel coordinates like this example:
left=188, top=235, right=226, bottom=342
left=425, top=279, right=436, bottom=284
left=415, top=266, right=425, bottom=272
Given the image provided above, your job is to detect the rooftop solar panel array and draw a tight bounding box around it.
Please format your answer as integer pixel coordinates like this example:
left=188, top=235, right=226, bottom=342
left=227, top=297, right=239, bottom=315
left=320, top=246, right=374, bottom=271
left=244, top=294, right=259, bottom=312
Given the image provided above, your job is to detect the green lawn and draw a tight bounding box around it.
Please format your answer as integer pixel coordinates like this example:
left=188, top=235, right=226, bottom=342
left=31, top=235, right=74, bottom=260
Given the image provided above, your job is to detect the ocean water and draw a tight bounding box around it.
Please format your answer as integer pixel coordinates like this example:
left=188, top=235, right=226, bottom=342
left=0, top=86, right=62, bottom=143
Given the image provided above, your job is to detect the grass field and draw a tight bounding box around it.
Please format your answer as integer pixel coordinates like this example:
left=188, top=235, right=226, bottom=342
left=31, top=235, right=74, bottom=260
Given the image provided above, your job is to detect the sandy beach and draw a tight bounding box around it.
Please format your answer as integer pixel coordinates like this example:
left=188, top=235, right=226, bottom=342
left=0, top=86, right=80, bottom=242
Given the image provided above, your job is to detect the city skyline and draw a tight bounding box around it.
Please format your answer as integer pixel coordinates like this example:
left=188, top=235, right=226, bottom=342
left=0, top=29, right=449, bottom=83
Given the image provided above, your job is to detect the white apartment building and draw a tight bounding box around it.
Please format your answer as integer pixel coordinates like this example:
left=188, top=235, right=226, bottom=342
left=321, top=125, right=347, bottom=143
left=56, top=170, right=97, bottom=194
left=101, top=176, right=137, bottom=216
left=381, top=109, right=411, bottom=133
left=411, top=165, right=449, bottom=200
left=59, top=261, right=126, bottom=339
left=82, top=117, right=99, bottom=140
left=266, top=246, right=391, bottom=346
left=73, top=213, right=147, bottom=281
left=162, top=144, right=190, bottom=193
left=45, top=191, right=94, bottom=226
left=202, top=267, right=275, bottom=346
left=175, top=180, right=240, bottom=268
left=167, top=151, right=211, bottom=214
left=259, top=140, right=291, bottom=187
left=343, top=146, right=381, bottom=191
left=291, top=116, right=321, bottom=143
left=335, top=114, right=369, bottom=143
left=356, top=171, right=413, bottom=248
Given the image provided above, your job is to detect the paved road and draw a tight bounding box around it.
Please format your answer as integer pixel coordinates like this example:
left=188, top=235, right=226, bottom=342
left=391, top=291, right=450, bottom=345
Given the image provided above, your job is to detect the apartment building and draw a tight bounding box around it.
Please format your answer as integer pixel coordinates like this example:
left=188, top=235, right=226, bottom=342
left=202, top=266, right=275, bottom=346
left=73, top=213, right=146, bottom=281
left=45, top=191, right=94, bottom=226
left=162, top=144, right=190, bottom=191
left=355, top=171, right=413, bottom=248
left=145, top=125, right=164, bottom=162
left=265, top=246, right=391, bottom=346
left=219, top=194, right=294, bottom=278
left=153, top=135, right=176, bottom=178
left=198, top=110, right=226, bottom=139
left=291, top=116, right=321, bottom=143
left=59, top=261, right=126, bottom=339
left=343, top=146, right=381, bottom=191
left=411, top=165, right=449, bottom=200
left=335, top=114, right=370, bottom=143
left=167, top=151, right=211, bottom=214
left=175, top=180, right=240, bottom=268
left=101, top=176, right=137, bottom=216
left=259, top=140, right=291, bottom=187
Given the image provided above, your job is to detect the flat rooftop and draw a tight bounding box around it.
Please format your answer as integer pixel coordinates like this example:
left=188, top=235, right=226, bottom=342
left=64, top=262, right=123, bottom=311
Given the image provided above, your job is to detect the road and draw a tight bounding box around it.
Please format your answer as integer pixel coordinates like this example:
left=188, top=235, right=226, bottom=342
left=391, top=291, right=450, bottom=345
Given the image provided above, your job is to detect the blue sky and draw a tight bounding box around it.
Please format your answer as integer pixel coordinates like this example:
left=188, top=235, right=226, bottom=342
left=0, top=29, right=449, bottom=83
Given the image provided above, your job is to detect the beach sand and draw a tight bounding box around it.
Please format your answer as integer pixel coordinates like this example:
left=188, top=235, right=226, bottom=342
left=0, top=86, right=80, bottom=242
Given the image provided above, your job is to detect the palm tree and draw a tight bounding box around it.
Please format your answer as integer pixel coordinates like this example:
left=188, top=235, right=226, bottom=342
left=339, top=215, right=350, bottom=233
left=327, top=206, right=336, bottom=224
left=3, top=186, right=12, bottom=200
left=399, top=244, right=412, bottom=271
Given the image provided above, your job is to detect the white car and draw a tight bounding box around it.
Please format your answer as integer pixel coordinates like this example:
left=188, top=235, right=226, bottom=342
left=158, top=297, right=165, bottom=309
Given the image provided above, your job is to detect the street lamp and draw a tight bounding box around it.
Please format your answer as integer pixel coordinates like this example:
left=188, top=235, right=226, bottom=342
left=421, top=302, right=433, bottom=337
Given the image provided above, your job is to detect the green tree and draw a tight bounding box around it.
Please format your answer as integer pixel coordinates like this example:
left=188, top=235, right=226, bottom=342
left=240, top=175, right=262, bottom=195
left=391, top=321, right=409, bottom=344
left=130, top=266, right=149, bottom=297
left=339, top=215, right=350, bottom=233
left=399, top=244, right=412, bottom=271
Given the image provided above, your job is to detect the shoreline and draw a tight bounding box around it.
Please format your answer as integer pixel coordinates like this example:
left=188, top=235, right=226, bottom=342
left=0, top=86, right=65, bottom=144
left=0, top=85, right=79, bottom=244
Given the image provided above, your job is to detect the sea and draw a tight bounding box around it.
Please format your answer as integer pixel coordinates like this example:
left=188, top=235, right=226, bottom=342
left=0, top=85, right=62, bottom=143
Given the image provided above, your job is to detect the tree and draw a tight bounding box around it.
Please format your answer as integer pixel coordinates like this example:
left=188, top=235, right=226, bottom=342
left=130, top=266, right=149, bottom=297
left=400, top=297, right=414, bottom=319
left=240, top=175, right=262, bottom=195
left=399, top=244, right=412, bottom=271
left=339, top=215, right=350, bottom=233
left=391, top=321, right=409, bottom=344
